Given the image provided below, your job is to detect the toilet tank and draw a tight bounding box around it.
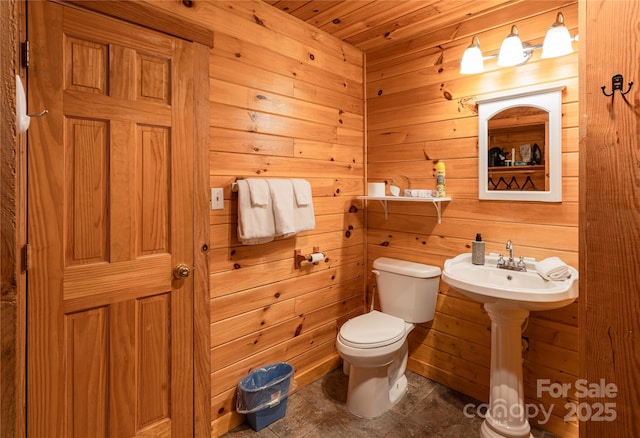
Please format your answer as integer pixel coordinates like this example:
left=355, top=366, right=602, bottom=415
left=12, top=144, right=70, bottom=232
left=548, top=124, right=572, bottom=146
left=373, top=257, right=441, bottom=323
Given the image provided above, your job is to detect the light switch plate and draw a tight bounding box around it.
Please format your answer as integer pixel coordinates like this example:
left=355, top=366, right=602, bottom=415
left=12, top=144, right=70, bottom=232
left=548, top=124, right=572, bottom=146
left=211, top=188, right=224, bottom=210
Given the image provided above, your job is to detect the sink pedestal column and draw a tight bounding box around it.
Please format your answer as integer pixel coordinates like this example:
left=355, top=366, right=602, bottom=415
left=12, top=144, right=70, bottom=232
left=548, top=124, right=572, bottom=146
left=481, top=303, right=532, bottom=438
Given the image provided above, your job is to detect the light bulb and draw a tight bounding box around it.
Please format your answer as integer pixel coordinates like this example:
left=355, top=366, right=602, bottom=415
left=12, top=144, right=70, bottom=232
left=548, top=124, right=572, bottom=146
left=460, top=36, right=484, bottom=74
left=541, top=12, right=573, bottom=58
left=497, top=25, right=527, bottom=67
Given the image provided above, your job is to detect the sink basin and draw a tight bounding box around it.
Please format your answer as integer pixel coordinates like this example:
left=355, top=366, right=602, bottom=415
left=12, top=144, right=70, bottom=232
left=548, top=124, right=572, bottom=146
left=442, top=252, right=579, bottom=437
left=442, top=253, right=579, bottom=311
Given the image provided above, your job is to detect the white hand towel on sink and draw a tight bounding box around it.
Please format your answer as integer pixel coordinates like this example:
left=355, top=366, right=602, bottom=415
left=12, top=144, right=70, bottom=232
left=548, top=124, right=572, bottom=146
left=236, top=179, right=275, bottom=245
left=537, top=257, right=570, bottom=280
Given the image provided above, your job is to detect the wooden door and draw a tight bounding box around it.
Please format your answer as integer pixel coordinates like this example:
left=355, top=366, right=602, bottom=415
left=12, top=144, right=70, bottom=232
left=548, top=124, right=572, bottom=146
left=27, top=2, right=195, bottom=437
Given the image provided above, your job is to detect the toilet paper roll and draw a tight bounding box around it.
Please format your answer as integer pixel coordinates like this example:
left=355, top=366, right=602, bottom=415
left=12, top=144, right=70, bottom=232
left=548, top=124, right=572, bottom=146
left=367, top=182, right=385, bottom=197
left=308, top=253, right=324, bottom=263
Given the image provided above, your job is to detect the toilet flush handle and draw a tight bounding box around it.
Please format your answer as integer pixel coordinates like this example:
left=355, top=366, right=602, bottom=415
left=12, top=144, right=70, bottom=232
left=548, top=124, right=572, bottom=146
left=372, top=269, right=380, bottom=277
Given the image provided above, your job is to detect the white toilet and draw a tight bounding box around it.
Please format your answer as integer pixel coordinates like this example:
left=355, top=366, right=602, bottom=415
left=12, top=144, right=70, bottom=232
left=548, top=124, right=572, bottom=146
left=336, top=257, right=441, bottom=418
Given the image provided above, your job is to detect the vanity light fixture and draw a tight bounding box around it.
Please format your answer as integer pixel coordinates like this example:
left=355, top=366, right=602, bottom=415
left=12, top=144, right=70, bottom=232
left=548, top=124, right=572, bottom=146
left=460, top=12, right=576, bottom=74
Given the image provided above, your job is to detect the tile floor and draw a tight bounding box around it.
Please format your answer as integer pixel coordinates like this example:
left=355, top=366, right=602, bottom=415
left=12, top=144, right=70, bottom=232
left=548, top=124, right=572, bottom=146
left=223, top=367, right=560, bottom=438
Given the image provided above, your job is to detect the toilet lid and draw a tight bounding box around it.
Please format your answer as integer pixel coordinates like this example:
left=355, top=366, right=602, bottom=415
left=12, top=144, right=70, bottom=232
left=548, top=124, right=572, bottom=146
left=339, top=311, right=406, bottom=349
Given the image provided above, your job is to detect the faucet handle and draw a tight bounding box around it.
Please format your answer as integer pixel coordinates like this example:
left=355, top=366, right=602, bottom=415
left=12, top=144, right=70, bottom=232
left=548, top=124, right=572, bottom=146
left=497, top=254, right=505, bottom=266
left=517, top=256, right=527, bottom=270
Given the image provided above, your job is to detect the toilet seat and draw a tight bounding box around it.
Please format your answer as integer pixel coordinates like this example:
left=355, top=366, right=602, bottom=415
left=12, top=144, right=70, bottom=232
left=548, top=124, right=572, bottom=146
left=339, top=311, right=406, bottom=349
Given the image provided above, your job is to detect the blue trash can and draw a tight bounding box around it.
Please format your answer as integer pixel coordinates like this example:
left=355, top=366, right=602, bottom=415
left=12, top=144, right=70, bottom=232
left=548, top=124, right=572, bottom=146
left=236, top=362, right=295, bottom=431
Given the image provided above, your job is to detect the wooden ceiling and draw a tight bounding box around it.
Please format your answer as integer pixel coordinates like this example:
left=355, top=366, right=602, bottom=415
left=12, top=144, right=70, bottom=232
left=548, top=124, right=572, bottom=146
left=264, top=0, right=519, bottom=53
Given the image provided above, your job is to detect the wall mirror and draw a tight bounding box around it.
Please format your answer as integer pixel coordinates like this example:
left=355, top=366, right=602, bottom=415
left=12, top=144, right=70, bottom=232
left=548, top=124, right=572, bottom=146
left=477, top=85, right=564, bottom=202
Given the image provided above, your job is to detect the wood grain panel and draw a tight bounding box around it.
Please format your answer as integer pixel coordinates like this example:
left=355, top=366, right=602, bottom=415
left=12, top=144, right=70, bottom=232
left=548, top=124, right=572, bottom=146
left=523, top=317, right=578, bottom=351
left=407, top=356, right=489, bottom=404
left=212, top=319, right=338, bottom=372
left=209, top=151, right=363, bottom=179
left=63, top=254, right=171, bottom=303
left=137, top=294, right=170, bottom=429
left=409, top=342, right=490, bottom=389
left=109, top=120, right=137, bottom=262
left=368, top=57, right=578, bottom=115
left=210, top=229, right=363, bottom=272
left=286, top=339, right=337, bottom=377
left=209, top=127, right=295, bottom=157
left=368, top=139, right=477, bottom=163
left=110, top=46, right=136, bottom=100
left=65, top=37, right=108, bottom=95
left=211, top=294, right=362, bottom=347
left=65, top=118, right=108, bottom=265
left=368, top=214, right=578, bottom=253
left=61, top=0, right=213, bottom=47
left=204, top=0, right=363, bottom=76
left=210, top=50, right=363, bottom=114
left=109, top=301, right=136, bottom=437
left=306, top=1, right=376, bottom=33
left=211, top=262, right=364, bottom=322
left=409, top=326, right=491, bottom=368
left=294, top=139, right=363, bottom=163
left=269, top=0, right=530, bottom=54
left=138, top=53, right=170, bottom=104
left=64, top=90, right=172, bottom=125
left=139, top=126, right=169, bottom=255
left=65, top=307, right=108, bottom=438
left=211, top=299, right=296, bottom=347
left=367, top=117, right=478, bottom=147
left=210, top=247, right=363, bottom=297
left=580, top=2, right=640, bottom=435
left=61, top=5, right=172, bottom=55
left=210, top=78, right=363, bottom=131
left=211, top=103, right=338, bottom=144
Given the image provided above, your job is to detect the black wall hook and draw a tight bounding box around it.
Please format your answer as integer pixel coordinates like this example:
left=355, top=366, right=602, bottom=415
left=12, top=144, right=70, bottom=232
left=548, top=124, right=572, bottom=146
left=601, top=74, right=634, bottom=96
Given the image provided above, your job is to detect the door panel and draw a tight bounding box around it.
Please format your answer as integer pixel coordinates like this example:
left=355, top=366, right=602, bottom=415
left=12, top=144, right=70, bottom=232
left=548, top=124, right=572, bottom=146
left=27, top=3, right=194, bottom=437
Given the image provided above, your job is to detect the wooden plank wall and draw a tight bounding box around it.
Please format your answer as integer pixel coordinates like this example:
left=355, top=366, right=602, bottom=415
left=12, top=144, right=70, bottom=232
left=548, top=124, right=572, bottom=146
left=365, top=2, right=579, bottom=437
left=149, top=1, right=367, bottom=434
left=580, top=1, right=640, bottom=437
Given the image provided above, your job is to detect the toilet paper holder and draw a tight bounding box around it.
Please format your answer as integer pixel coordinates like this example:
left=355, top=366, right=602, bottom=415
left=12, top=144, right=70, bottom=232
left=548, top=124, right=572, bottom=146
left=294, top=246, right=324, bottom=269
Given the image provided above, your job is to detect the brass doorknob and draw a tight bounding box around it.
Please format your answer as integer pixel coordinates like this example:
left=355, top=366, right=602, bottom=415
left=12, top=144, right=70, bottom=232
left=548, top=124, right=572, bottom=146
left=173, top=263, right=191, bottom=279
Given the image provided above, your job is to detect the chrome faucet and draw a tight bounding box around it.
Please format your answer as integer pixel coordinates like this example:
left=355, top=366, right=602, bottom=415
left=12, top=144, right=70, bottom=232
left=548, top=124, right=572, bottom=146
left=497, top=240, right=527, bottom=271
left=506, top=240, right=514, bottom=264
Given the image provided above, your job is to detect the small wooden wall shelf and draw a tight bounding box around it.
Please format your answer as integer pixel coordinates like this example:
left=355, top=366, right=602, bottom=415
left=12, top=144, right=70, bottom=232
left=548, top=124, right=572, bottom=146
left=357, top=196, right=451, bottom=223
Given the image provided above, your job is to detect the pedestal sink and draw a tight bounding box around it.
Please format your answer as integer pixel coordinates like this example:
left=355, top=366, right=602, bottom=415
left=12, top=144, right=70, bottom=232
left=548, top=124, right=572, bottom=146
left=442, top=253, right=578, bottom=438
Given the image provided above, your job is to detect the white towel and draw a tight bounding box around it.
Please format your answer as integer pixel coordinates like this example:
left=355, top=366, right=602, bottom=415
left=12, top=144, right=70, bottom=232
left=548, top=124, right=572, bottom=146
left=236, top=180, right=275, bottom=245
left=266, top=179, right=297, bottom=238
left=291, top=178, right=315, bottom=233
left=291, top=178, right=312, bottom=206
left=537, top=257, right=571, bottom=280
left=246, top=178, right=269, bottom=206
